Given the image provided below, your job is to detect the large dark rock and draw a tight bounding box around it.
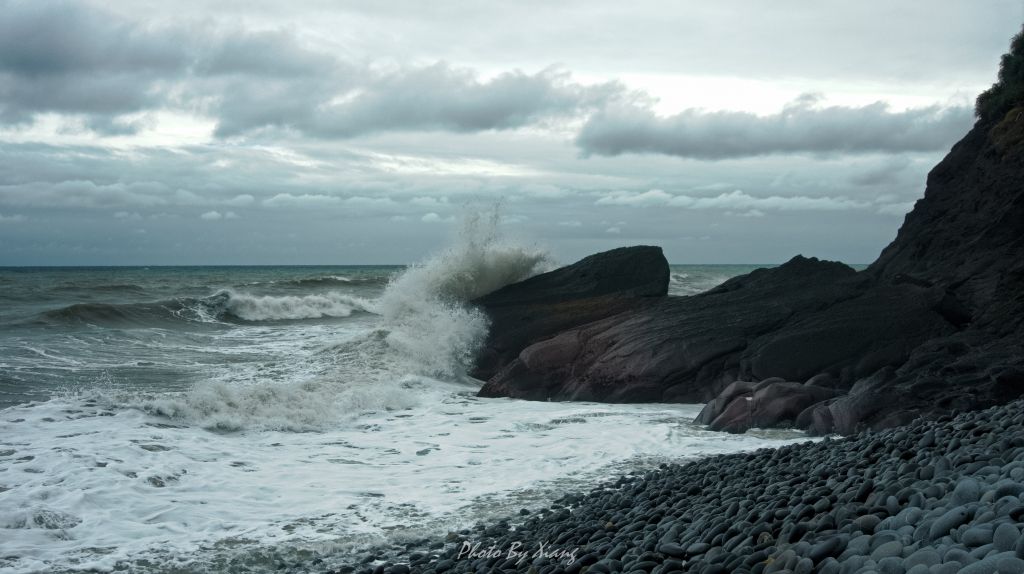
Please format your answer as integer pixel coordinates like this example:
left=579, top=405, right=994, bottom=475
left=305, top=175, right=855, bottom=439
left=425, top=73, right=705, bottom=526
left=479, top=255, right=856, bottom=401
left=479, top=255, right=953, bottom=404
left=470, top=245, right=668, bottom=381
left=742, top=283, right=956, bottom=383
left=474, top=40, right=1024, bottom=434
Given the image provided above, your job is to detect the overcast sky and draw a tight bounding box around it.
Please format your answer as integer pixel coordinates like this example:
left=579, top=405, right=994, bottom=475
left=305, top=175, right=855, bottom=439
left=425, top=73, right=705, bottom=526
left=0, top=0, right=1020, bottom=265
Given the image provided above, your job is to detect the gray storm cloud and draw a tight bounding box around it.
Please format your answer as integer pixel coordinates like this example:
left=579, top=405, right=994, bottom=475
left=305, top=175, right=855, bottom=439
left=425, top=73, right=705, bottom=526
left=0, top=0, right=190, bottom=129
left=212, top=64, right=623, bottom=138
left=576, top=95, right=974, bottom=159
left=0, top=0, right=623, bottom=138
left=0, top=0, right=980, bottom=151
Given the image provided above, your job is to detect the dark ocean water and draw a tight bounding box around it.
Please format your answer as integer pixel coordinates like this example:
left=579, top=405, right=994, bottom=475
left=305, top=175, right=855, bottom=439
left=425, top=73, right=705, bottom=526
left=0, top=266, right=399, bottom=408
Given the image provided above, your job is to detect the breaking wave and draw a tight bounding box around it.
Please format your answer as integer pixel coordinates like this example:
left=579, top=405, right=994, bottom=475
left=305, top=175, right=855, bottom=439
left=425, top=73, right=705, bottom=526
left=377, top=208, right=551, bottom=378
left=144, top=207, right=552, bottom=431
left=38, top=290, right=375, bottom=326
left=217, top=290, right=374, bottom=321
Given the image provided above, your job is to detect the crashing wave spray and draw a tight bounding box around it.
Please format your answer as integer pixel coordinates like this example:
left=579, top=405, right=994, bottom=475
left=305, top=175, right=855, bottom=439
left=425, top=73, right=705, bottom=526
left=144, top=206, right=551, bottom=430
left=378, top=208, right=551, bottom=378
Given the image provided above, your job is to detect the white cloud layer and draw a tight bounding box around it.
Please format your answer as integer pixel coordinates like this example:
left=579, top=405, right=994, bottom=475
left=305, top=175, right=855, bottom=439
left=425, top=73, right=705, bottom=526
left=596, top=189, right=873, bottom=212
left=577, top=95, right=974, bottom=159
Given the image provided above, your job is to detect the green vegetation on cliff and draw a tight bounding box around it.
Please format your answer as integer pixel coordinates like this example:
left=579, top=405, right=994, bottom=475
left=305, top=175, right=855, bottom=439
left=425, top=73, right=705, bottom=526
left=977, top=27, right=1024, bottom=122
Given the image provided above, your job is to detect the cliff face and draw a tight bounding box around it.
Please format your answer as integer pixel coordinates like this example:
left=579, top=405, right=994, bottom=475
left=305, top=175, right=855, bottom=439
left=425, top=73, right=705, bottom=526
left=871, top=108, right=1024, bottom=337
left=472, top=50, right=1024, bottom=434
left=814, top=109, right=1024, bottom=433
left=871, top=30, right=1024, bottom=340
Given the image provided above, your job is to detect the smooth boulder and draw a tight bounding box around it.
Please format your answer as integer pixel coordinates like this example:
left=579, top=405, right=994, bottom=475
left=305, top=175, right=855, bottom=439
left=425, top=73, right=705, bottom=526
left=707, top=381, right=841, bottom=433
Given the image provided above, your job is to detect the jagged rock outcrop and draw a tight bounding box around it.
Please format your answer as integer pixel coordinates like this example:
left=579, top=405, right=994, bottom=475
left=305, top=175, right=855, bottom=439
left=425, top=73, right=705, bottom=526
left=693, top=103, right=1024, bottom=434
left=477, top=255, right=859, bottom=401
left=473, top=38, right=1024, bottom=434
left=477, top=255, right=955, bottom=405
left=470, top=245, right=668, bottom=382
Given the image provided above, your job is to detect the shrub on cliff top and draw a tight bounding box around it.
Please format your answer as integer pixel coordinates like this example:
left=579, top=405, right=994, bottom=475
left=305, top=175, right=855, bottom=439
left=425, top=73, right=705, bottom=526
left=976, top=26, right=1024, bottom=122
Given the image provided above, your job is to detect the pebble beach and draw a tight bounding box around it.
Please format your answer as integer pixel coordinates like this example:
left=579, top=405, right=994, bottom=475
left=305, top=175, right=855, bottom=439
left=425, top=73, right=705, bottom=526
left=341, top=399, right=1024, bottom=574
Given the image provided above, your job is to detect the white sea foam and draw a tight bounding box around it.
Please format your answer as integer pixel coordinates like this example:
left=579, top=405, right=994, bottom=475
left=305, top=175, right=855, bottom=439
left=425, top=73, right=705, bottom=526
left=141, top=331, right=423, bottom=432
left=0, top=395, right=812, bottom=573
left=214, top=289, right=375, bottom=321
left=378, top=208, right=550, bottom=378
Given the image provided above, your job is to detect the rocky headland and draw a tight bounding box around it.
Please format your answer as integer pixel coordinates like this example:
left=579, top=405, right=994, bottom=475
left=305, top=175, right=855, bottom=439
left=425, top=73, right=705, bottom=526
left=471, top=43, right=1024, bottom=435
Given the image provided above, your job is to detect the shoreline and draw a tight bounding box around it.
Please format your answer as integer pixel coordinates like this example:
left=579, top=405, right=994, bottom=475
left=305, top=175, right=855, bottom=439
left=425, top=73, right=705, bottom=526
left=331, top=399, right=1024, bottom=574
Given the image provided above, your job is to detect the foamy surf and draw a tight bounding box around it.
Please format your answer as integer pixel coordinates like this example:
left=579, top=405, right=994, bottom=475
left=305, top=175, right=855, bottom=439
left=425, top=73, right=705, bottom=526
left=36, top=289, right=375, bottom=327
left=0, top=394, right=811, bottom=573
left=216, top=289, right=376, bottom=321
